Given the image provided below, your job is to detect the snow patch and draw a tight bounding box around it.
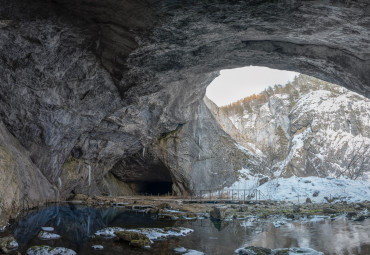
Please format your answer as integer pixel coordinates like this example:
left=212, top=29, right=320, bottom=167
left=95, top=227, right=194, bottom=242
left=225, top=170, right=370, bottom=203
left=27, top=246, right=76, bottom=255
left=41, top=227, right=54, bottom=232
left=38, top=231, right=61, bottom=240
left=174, top=247, right=188, bottom=253
left=92, top=245, right=104, bottom=250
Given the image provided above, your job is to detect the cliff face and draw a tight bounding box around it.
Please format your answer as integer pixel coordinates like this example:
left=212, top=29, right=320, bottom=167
left=0, top=0, right=370, bottom=221
left=152, top=100, right=266, bottom=194
left=221, top=75, right=370, bottom=179
left=0, top=122, right=57, bottom=226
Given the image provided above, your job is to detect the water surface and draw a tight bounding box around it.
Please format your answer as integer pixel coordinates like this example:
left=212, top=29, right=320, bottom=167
left=2, top=204, right=369, bottom=255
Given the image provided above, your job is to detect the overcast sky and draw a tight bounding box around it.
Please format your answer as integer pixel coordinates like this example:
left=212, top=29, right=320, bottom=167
left=206, top=66, right=299, bottom=106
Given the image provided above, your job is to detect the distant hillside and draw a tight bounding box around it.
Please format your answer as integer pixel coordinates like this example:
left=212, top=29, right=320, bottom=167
left=209, top=74, right=370, bottom=180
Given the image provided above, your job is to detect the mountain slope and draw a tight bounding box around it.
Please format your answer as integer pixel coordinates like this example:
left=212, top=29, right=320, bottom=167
left=215, top=74, right=370, bottom=180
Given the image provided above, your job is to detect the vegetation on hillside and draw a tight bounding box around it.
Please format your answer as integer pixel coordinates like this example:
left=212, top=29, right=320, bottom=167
left=220, top=74, right=337, bottom=117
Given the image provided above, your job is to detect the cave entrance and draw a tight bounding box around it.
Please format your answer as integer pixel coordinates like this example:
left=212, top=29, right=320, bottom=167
left=131, top=181, right=173, bottom=195
left=111, top=152, right=174, bottom=196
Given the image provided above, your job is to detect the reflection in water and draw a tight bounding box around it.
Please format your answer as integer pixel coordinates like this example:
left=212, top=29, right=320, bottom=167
left=243, top=218, right=370, bottom=255
left=11, top=204, right=172, bottom=253
left=5, top=204, right=370, bottom=255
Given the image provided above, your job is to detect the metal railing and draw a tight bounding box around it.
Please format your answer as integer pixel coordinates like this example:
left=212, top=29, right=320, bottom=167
left=129, top=187, right=272, bottom=203
left=189, top=188, right=269, bottom=202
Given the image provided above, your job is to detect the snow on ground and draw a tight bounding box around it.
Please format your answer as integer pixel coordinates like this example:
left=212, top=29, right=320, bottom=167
left=221, top=169, right=370, bottom=203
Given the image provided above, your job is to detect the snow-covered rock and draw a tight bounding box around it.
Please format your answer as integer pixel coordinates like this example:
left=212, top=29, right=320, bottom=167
left=235, top=246, right=323, bottom=255
left=92, top=245, right=104, bottom=250
left=95, top=227, right=194, bottom=243
left=41, top=227, right=54, bottom=232
left=27, top=246, right=76, bottom=255
left=38, top=231, right=61, bottom=240
left=216, top=74, right=370, bottom=180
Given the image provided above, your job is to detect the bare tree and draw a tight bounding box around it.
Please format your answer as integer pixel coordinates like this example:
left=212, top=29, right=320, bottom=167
left=336, top=139, right=370, bottom=180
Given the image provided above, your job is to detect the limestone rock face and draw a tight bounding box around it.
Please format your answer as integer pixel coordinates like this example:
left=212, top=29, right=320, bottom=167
left=0, top=122, right=57, bottom=227
left=152, top=101, right=264, bottom=194
left=224, top=75, right=370, bottom=179
left=0, top=0, right=369, bottom=218
left=204, top=96, right=250, bottom=146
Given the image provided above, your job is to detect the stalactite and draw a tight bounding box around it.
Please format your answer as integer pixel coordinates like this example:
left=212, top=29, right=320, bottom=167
left=88, top=165, right=91, bottom=187
left=58, top=177, right=62, bottom=190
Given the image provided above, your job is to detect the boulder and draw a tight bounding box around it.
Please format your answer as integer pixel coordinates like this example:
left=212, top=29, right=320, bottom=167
left=130, top=239, right=150, bottom=248
left=323, top=208, right=337, bottom=214
left=0, top=236, right=18, bottom=254
left=115, top=230, right=151, bottom=248
left=26, top=246, right=76, bottom=255
left=38, top=231, right=61, bottom=240
left=237, top=246, right=272, bottom=255
left=210, top=206, right=228, bottom=220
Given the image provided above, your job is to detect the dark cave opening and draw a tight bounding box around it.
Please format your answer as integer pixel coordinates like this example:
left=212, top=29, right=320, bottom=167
left=111, top=153, right=175, bottom=195
left=131, top=181, right=173, bottom=195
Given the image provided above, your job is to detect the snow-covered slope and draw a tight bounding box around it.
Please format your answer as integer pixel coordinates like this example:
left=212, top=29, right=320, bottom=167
left=225, top=169, right=370, bottom=203
left=215, top=74, right=370, bottom=181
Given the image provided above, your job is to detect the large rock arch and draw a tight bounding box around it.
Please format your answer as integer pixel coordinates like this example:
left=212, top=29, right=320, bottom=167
left=0, top=0, right=369, bottom=221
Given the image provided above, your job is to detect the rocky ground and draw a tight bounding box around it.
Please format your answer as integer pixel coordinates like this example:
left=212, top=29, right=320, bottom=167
left=66, top=194, right=370, bottom=222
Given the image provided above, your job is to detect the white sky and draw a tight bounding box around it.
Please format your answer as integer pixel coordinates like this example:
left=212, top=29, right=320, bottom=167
left=206, top=66, right=299, bottom=106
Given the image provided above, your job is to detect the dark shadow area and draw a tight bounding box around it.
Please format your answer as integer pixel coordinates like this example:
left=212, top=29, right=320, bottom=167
left=111, top=150, right=174, bottom=195
left=130, top=181, right=173, bottom=195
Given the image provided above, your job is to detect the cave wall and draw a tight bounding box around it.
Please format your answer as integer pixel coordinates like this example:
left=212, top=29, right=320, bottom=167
left=152, top=100, right=266, bottom=194
left=0, top=122, right=57, bottom=226
left=0, top=0, right=370, bottom=219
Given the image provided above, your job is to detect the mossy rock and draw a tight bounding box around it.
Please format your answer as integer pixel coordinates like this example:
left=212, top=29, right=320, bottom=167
left=274, top=250, right=290, bottom=255
left=115, top=231, right=150, bottom=243
left=238, top=246, right=272, bottom=255
left=129, top=239, right=150, bottom=248
left=0, top=236, right=18, bottom=253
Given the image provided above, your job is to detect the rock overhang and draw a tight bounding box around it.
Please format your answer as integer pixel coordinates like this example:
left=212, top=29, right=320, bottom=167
left=0, top=0, right=369, bottom=199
